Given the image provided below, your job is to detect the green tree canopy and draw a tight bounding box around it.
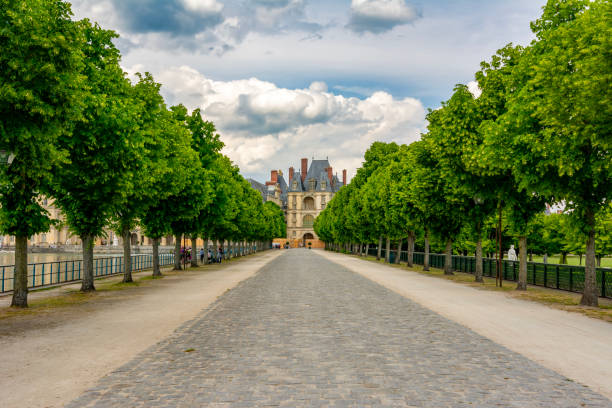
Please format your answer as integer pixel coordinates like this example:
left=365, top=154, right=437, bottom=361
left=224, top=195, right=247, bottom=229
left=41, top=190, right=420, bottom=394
left=0, top=0, right=87, bottom=307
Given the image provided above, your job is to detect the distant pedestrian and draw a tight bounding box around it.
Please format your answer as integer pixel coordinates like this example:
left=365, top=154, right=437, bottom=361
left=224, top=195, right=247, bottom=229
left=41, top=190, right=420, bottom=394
left=208, top=248, right=213, bottom=263
left=217, top=247, right=223, bottom=263
left=200, top=248, right=205, bottom=262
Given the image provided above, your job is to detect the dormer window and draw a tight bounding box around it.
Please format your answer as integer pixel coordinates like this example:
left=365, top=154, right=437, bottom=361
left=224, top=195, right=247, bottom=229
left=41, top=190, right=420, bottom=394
left=309, top=179, right=316, bottom=191
left=292, top=180, right=298, bottom=189
left=321, top=180, right=326, bottom=190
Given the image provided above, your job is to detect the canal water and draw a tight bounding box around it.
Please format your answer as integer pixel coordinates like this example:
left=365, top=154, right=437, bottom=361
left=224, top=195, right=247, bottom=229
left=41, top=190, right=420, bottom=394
left=0, top=251, right=122, bottom=267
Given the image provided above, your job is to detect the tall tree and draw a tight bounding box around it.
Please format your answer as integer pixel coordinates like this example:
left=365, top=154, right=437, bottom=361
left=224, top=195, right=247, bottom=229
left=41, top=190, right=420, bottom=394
left=177, top=105, right=223, bottom=265
left=0, top=0, right=86, bottom=306
left=164, top=105, right=214, bottom=269
left=52, top=22, right=140, bottom=292
left=139, top=106, right=196, bottom=277
left=112, top=73, right=170, bottom=282
left=420, top=107, right=471, bottom=275
left=474, top=43, right=547, bottom=289
left=491, top=0, right=611, bottom=305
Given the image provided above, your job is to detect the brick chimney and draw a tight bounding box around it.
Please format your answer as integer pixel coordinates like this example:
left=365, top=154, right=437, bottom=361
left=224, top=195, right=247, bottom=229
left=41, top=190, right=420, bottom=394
left=342, top=169, right=347, bottom=185
left=326, top=167, right=333, bottom=184
left=289, top=166, right=294, bottom=182
left=301, top=158, right=308, bottom=181
left=266, top=170, right=278, bottom=186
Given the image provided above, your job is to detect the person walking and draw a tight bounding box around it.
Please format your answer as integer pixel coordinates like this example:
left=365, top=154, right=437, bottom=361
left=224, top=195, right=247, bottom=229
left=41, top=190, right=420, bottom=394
left=217, top=247, right=223, bottom=264
left=200, top=248, right=205, bottom=263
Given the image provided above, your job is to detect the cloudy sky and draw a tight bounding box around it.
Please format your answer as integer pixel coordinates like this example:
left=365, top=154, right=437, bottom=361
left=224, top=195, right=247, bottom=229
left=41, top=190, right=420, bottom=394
left=70, top=0, right=546, bottom=183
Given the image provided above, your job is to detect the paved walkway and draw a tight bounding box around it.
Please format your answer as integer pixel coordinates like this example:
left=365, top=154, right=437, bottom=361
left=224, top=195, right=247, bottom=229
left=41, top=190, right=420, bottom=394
left=68, top=249, right=611, bottom=407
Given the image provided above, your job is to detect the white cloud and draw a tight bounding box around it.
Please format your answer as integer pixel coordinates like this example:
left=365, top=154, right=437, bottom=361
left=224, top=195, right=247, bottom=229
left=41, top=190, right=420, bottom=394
left=348, top=0, right=420, bottom=34
left=181, top=0, right=223, bottom=13
left=154, top=66, right=426, bottom=180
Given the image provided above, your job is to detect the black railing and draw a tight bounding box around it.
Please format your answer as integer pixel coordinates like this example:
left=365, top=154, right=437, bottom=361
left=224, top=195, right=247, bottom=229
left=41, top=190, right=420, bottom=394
left=364, top=247, right=612, bottom=299
left=0, top=253, right=175, bottom=293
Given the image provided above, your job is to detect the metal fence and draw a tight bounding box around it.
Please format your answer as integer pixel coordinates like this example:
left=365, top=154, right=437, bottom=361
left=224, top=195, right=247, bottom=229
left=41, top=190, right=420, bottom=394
left=366, top=247, right=612, bottom=298
left=0, top=253, right=175, bottom=293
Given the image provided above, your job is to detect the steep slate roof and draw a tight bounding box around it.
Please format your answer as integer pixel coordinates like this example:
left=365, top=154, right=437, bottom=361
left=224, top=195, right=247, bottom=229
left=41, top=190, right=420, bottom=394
left=278, top=174, right=289, bottom=202
left=317, top=172, right=332, bottom=192
left=288, top=172, right=304, bottom=192
left=332, top=175, right=343, bottom=191
left=305, top=159, right=331, bottom=181
left=247, top=178, right=267, bottom=202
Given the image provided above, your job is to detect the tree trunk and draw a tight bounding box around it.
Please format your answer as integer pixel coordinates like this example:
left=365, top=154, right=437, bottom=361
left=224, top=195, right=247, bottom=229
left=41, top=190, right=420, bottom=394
left=529, top=251, right=533, bottom=262
left=122, top=226, right=133, bottom=283
left=152, top=238, right=162, bottom=277
left=475, top=235, right=483, bottom=283
left=580, top=214, right=598, bottom=307
left=202, top=237, right=208, bottom=264
left=364, top=243, right=369, bottom=257
left=423, top=231, right=430, bottom=271
left=516, top=235, right=527, bottom=290
left=10, top=235, right=28, bottom=307
left=560, top=252, right=567, bottom=265
left=407, top=233, right=414, bottom=267
left=444, top=238, right=453, bottom=275
left=174, top=234, right=182, bottom=270
left=191, top=235, right=198, bottom=267
left=395, top=238, right=402, bottom=264
left=81, top=234, right=95, bottom=292
left=596, top=255, right=601, bottom=267
left=385, top=237, right=391, bottom=263
left=376, top=236, right=382, bottom=260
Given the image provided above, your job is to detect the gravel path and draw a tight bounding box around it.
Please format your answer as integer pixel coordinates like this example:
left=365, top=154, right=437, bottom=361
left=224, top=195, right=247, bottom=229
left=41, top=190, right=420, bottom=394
left=69, top=249, right=611, bottom=407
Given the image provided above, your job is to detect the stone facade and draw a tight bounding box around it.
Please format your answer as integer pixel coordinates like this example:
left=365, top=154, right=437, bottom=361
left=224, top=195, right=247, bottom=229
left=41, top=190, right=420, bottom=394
left=256, top=158, right=346, bottom=248
left=0, top=197, right=178, bottom=250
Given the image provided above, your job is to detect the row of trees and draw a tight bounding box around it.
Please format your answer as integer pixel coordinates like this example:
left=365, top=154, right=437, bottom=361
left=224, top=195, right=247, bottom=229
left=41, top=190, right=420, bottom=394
left=413, top=210, right=612, bottom=266
left=0, top=0, right=285, bottom=308
left=315, top=0, right=611, bottom=306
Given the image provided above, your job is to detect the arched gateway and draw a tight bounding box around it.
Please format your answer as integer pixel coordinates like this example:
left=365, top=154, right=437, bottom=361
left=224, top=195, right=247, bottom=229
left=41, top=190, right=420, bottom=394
left=303, top=232, right=314, bottom=247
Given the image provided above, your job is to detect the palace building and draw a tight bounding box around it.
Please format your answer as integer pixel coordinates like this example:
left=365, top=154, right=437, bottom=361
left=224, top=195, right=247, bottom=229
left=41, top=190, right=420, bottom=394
left=251, top=158, right=346, bottom=248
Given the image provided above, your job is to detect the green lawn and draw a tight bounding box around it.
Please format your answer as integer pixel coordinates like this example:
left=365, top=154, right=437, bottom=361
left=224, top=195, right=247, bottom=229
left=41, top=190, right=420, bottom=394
left=519, top=254, right=612, bottom=268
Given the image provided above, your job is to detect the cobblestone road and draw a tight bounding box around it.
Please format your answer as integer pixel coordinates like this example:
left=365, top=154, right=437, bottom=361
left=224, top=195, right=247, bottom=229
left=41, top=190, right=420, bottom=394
left=69, top=250, right=611, bottom=407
